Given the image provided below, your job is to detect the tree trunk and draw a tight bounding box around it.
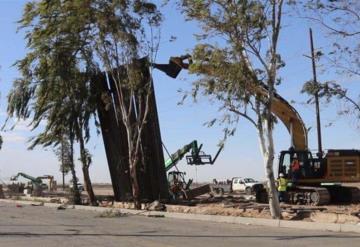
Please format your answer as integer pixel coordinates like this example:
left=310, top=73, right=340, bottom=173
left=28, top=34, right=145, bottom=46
left=264, top=144, right=281, bottom=218
left=129, top=155, right=141, bottom=209
left=258, top=132, right=281, bottom=218
left=82, top=166, right=97, bottom=206
left=69, top=136, right=81, bottom=205
left=61, top=144, right=65, bottom=191
left=257, top=106, right=281, bottom=219
left=266, top=0, right=282, bottom=219
left=265, top=111, right=281, bottom=218
left=78, top=130, right=97, bottom=206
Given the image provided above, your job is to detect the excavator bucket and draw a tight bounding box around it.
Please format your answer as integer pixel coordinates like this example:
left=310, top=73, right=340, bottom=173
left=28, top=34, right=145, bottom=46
left=152, top=60, right=183, bottom=78
left=152, top=55, right=191, bottom=79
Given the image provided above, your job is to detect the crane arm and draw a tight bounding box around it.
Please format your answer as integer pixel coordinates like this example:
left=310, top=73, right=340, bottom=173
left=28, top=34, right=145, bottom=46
left=153, top=57, right=308, bottom=150
left=11, top=172, right=42, bottom=184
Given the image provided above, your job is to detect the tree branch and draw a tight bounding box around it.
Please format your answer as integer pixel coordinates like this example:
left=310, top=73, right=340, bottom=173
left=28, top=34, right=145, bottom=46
left=227, top=106, right=258, bottom=128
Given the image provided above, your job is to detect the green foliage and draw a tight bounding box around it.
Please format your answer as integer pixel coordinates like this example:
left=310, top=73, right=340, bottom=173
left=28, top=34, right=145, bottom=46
left=179, top=0, right=285, bottom=139
left=55, top=136, right=72, bottom=175
left=6, top=0, right=162, bottom=206
left=302, top=81, right=360, bottom=122
left=7, top=0, right=161, bottom=148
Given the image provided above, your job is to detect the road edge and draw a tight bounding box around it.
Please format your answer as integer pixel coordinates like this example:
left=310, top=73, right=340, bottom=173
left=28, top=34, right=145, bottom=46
left=1, top=199, right=359, bottom=234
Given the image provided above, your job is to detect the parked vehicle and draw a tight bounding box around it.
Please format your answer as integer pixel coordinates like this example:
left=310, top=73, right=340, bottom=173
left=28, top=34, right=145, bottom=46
left=69, top=183, right=84, bottom=192
left=231, top=177, right=264, bottom=195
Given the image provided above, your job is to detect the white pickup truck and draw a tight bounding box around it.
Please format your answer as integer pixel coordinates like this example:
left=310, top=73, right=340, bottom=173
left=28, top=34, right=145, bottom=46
left=231, top=177, right=264, bottom=194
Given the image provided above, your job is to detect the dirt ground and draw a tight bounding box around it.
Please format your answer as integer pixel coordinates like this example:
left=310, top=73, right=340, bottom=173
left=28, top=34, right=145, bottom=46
left=92, top=183, right=360, bottom=224
left=4, top=183, right=360, bottom=225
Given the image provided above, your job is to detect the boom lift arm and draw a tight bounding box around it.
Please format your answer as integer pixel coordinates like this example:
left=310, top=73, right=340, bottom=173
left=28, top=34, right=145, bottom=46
left=10, top=172, right=43, bottom=185
left=164, top=140, right=223, bottom=172
left=165, top=140, right=201, bottom=172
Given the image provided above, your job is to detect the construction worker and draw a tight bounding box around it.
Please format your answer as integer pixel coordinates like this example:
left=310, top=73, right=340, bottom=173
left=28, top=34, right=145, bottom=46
left=277, top=173, right=287, bottom=203
left=291, top=155, right=300, bottom=183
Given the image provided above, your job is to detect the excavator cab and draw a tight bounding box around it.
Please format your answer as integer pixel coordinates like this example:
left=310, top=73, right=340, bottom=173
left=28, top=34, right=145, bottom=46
left=278, top=149, right=326, bottom=180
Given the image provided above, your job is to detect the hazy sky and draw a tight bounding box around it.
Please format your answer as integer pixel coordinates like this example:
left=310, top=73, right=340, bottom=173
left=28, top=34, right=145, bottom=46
left=0, top=0, right=359, bottom=185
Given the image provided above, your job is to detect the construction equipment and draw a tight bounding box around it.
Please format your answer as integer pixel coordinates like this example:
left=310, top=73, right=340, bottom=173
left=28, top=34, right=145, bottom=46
left=10, top=172, right=47, bottom=195
left=36, top=175, right=56, bottom=191
left=154, top=55, right=360, bottom=205
left=165, top=140, right=223, bottom=199
left=165, top=140, right=223, bottom=172
left=167, top=171, right=191, bottom=199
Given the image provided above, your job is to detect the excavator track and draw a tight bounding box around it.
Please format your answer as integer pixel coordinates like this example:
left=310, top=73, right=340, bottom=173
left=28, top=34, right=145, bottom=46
left=286, top=186, right=360, bottom=205
left=349, top=187, right=360, bottom=203
left=288, top=186, right=330, bottom=206
left=310, top=187, right=331, bottom=206
left=324, top=186, right=360, bottom=204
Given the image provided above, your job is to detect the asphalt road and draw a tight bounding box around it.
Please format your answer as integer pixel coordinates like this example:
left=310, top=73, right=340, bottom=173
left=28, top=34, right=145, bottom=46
left=0, top=202, right=358, bottom=247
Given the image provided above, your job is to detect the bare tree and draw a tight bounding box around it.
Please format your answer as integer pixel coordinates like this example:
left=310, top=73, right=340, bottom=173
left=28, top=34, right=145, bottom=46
left=300, top=1, right=360, bottom=126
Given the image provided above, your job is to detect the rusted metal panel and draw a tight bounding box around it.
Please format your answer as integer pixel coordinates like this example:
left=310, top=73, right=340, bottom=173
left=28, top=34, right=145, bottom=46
left=184, top=184, right=211, bottom=199
left=93, top=58, right=169, bottom=201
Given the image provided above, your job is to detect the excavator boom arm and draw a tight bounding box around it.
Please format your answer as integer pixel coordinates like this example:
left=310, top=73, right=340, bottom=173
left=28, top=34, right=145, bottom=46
left=154, top=57, right=308, bottom=150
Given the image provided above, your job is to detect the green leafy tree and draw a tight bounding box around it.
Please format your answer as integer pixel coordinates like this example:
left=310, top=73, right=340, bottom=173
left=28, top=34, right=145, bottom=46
left=7, top=0, right=161, bottom=208
left=55, top=135, right=73, bottom=189
left=178, top=0, right=286, bottom=218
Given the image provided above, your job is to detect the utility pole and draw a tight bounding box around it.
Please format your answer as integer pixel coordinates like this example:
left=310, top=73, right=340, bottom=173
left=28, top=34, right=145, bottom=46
left=309, top=28, right=323, bottom=158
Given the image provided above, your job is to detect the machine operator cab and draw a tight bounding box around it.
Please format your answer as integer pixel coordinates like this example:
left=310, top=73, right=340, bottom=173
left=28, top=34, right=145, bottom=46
left=278, top=149, right=326, bottom=180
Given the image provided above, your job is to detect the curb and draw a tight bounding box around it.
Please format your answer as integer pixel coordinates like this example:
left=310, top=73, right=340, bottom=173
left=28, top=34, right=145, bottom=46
left=1, top=199, right=359, bottom=234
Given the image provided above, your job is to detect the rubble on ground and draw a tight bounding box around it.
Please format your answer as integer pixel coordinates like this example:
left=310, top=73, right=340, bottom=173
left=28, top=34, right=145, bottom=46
left=2, top=183, right=360, bottom=225
left=146, top=200, right=166, bottom=211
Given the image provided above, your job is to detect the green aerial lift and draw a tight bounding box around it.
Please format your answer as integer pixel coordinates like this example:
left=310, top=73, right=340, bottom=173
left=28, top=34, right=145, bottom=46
left=10, top=172, right=47, bottom=193
left=164, top=140, right=223, bottom=199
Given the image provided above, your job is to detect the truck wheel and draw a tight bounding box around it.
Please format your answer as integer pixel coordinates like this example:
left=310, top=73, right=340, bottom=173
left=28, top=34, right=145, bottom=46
left=245, top=187, right=252, bottom=195
left=256, top=189, right=269, bottom=203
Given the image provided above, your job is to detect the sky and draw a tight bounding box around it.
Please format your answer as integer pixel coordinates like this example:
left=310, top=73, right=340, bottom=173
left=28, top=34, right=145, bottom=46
left=0, top=0, right=359, bottom=185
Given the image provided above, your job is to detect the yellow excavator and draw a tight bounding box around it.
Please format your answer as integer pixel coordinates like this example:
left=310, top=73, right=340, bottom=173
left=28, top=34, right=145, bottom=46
left=153, top=55, right=360, bottom=205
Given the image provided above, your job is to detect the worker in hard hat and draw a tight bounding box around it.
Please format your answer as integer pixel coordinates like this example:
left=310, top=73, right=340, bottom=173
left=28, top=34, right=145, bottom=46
left=277, top=173, right=288, bottom=203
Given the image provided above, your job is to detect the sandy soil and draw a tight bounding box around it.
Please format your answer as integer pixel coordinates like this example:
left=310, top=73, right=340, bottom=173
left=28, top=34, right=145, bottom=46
left=5, top=183, right=360, bottom=224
